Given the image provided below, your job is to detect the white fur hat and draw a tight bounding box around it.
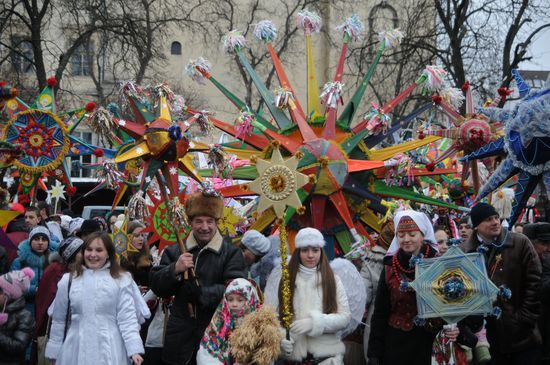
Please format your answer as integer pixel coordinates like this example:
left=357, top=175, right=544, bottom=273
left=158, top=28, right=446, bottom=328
left=294, top=227, right=325, bottom=249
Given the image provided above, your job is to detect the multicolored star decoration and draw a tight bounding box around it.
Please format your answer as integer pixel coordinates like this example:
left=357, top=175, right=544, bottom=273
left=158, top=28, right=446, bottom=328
left=418, top=82, right=505, bottom=192
left=188, top=13, right=464, bottom=257
left=108, top=83, right=223, bottom=251
left=462, top=70, right=550, bottom=225
left=0, top=77, right=111, bottom=199
left=142, top=191, right=188, bottom=252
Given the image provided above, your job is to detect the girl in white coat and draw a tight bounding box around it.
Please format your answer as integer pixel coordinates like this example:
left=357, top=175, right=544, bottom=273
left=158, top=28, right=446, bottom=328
left=266, top=228, right=351, bottom=365
left=45, top=232, right=144, bottom=365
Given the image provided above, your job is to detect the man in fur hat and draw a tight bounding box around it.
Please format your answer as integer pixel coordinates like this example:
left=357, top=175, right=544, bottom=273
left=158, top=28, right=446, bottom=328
left=150, top=190, right=246, bottom=365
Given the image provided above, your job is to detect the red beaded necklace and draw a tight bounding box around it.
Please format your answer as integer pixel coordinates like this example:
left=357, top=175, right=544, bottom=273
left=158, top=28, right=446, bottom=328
left=392, top=244, right=430, bottom=281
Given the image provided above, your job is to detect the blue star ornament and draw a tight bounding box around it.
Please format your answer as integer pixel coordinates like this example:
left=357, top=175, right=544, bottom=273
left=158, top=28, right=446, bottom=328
left=409, top=245, right=499, bottom=324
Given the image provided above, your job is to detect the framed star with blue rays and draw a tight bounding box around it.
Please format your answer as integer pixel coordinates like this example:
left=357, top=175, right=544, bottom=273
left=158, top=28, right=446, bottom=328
left=410, top=245, right=498, bottom=324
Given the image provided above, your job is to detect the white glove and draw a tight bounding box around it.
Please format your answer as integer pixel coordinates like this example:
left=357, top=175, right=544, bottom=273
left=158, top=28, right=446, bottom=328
left=290, top=317, right=314, bottom=335
left=280, top=338, right=294, bottom=355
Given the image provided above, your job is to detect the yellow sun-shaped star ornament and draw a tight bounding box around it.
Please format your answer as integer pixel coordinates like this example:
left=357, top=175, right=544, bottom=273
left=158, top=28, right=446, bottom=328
left=218, top=206, right=245, bottom=236
left=248, top=147, right=309, bottom=218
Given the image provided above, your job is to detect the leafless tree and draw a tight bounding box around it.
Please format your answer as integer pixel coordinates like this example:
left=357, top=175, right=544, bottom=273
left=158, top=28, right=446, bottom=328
left=420, top=0, right=550, bottom=98
left=344, top=0, right=437, bottom=122
left=191, top=0, right=330, bottom=110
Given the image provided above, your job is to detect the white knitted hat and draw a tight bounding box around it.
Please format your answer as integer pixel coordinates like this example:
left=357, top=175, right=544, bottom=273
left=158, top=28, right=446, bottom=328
left=241, top=230, right=271, bottom=256
left=294, top=227, right=325, bottom=249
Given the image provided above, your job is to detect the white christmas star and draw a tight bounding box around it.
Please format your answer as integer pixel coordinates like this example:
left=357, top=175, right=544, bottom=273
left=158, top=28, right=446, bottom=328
left=49, top=181, right=66, bottom=200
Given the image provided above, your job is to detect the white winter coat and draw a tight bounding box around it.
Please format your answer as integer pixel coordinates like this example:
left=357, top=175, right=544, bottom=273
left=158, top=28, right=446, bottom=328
left=45, top=265, right=144, bottom=365
left=265, top=266, right=351, bottom=364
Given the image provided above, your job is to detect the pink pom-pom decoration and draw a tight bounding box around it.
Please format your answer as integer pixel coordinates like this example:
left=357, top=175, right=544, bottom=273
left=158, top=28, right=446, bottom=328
left=21, top=267, right=35, bottom=280
left=222, top=30, right=246, bottom=54
left=378, top=29, right=404, bottom=48
left=254, top=20, right=278, bottom=42
left=422, top=65, right=447, bottom=91
left=296, top=9, right=322, bottom=34
left=235, top=110, right=255, bottom=140
left=185, top=57, right=212, bottom=85
left=336, top=14, right=365, bottom=41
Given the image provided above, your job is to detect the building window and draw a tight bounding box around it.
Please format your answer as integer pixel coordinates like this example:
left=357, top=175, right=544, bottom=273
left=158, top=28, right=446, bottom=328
left=170, top=41, right=182, bottom=55
left=71, top=43, right=92, bottom=76
left=368, top=2, right=399, bottom=62
left=12, top=37, right=34, bottom=73
left=70, top=131, right=93, bottom=178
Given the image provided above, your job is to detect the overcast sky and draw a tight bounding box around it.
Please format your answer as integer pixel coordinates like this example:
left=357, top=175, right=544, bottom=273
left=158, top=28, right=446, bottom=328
left=521, top=27, right=550, bottom=71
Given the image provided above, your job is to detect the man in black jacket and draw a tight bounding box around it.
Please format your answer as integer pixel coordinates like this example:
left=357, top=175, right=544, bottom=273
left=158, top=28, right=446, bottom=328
left=149, top=190, right=246, bottom=365
left=462, top=203, right=542, bottom=365
left=524, top=222, right=550, bottom=365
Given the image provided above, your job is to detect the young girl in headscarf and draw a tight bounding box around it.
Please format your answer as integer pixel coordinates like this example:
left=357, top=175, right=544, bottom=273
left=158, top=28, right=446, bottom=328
left=197, top=278, right=261, bottom=365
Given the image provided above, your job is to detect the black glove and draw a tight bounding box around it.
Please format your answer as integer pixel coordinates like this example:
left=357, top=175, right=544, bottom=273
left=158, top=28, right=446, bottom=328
left=182, top=280, right=201, bottom=298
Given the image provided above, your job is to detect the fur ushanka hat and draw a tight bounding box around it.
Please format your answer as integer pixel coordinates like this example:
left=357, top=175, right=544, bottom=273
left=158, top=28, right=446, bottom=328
left=184, top=191, right=224, bottom=220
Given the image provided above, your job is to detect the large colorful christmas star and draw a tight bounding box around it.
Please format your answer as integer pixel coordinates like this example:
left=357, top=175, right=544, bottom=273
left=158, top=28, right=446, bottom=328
left=188, top=13, right=463, bottom=256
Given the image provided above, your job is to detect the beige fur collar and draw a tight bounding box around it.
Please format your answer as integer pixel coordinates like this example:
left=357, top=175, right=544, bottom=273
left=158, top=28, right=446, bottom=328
left=186, top=230, right=223, bottom=252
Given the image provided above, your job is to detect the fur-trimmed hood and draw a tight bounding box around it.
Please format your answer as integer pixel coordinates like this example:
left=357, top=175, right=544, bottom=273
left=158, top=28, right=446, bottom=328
left=48, top=251, right=63, bottom=264
left=16, top=237, right=59, bottom=269
left=17, top=239, right=59, bottom=268
left=5, top=296, right=26, bottom=313
left=364, top=245, right=387, bottom=263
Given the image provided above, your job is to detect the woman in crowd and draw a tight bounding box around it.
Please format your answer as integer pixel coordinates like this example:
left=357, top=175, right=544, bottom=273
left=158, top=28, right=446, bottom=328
left=45, top=231, right=144, bottom=365
left=31, top=236, right=84, bottom=365
left=120, top=220, right=152, bottom=289
left=361, top=221, right=393, bottom=361
left=265, top=227, right=351, bottom=364
left=367, top=210, right=466, bottom=365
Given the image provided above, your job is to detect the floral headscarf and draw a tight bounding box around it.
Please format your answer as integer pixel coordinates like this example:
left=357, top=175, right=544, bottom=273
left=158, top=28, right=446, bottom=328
left=200, top=278, right=261, bottom=364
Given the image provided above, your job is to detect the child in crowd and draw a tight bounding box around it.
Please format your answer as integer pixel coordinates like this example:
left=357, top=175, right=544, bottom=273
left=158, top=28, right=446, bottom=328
left=0, top=268, right=35, bottom=365
left=197, top=278, right=261, bottom=365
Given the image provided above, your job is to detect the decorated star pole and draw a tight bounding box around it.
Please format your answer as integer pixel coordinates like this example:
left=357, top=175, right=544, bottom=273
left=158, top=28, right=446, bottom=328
left=338, top=29, right=403, bottom=127
left=322, top=15, right=364, bottom=139
left=248, top=146, right=308, bottom=334
left=352, top=65, right=446, bottom=135
left=297, top=9, right=323, bottom=120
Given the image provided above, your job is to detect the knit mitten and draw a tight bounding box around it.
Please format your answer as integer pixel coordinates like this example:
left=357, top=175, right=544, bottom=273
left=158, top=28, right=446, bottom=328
left=474, top=327, right=491, bottom=364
